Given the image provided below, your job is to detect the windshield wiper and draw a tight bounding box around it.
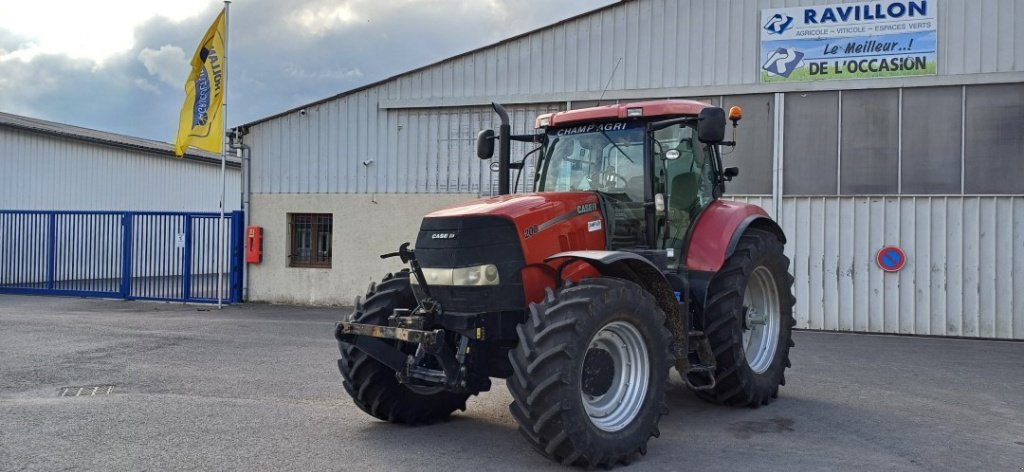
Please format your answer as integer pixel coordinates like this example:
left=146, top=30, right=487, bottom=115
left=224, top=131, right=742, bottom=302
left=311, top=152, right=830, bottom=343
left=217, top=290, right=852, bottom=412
left=598, top=130, right=634, bottom=163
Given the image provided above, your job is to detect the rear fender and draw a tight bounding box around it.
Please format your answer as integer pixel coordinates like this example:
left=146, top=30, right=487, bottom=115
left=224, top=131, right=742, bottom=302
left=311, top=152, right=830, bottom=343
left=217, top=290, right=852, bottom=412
left=684, top=201, right=785, bottom=273
left=684, top=200, right=786, bottom=307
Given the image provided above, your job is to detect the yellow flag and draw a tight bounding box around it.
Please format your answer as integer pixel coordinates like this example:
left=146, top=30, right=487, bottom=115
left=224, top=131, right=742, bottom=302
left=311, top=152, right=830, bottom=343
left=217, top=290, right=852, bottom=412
left=174, top=9, right=226, bottom=156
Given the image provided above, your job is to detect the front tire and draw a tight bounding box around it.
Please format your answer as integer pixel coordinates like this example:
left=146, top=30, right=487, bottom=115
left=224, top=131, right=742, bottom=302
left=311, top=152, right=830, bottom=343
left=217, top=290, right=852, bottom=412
left=508, top=278, right=671, bottom=468
left=337, top=270, right=471, bottom=424
left=691, top=228, right=796, bottom=407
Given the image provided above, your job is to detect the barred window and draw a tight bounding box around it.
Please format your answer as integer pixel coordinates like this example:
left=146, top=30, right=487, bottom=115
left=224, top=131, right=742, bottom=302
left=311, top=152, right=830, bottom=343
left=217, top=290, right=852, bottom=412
left=288, top=213, right=332, bottom=268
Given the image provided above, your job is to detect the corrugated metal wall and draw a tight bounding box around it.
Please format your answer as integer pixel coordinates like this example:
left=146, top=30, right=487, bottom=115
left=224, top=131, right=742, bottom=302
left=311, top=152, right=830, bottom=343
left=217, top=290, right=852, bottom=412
left=0, top=127, right=241, bottom=211
left=387, top=0, right=1023, bottom=100
left=248, top=100, right=561, bottom=194
left=780, top=196, right=1023, bottom=339
left=729, top=195, right=1024, bottom=340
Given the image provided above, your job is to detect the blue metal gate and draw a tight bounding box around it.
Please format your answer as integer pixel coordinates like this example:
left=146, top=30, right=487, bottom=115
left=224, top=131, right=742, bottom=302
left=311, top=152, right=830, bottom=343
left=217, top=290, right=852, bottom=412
left=0, top=210, right=243, bottom=303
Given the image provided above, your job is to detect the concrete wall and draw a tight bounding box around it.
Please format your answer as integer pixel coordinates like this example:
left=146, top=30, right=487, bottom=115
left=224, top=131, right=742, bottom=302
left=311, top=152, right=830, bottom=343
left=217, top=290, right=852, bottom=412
left=247, top=193, right=476, bottom=305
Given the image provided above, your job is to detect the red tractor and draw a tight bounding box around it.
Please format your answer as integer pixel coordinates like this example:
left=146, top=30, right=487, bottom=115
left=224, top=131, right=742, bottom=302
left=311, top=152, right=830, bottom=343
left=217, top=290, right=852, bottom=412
left=335, top=100, right=795, bottom=467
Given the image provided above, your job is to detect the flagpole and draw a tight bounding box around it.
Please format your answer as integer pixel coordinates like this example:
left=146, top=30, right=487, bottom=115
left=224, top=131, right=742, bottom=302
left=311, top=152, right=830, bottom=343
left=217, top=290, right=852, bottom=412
left=217, top=0, right=230, bottom=309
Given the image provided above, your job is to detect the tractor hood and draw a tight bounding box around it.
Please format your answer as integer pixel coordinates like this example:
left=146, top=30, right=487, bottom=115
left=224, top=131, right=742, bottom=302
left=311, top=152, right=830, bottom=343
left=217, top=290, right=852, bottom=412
left=426, top=192, right=601, bottom=232
left=422, top=191, right=606, bottom=265
left=414, top=191, right=607, bottom=314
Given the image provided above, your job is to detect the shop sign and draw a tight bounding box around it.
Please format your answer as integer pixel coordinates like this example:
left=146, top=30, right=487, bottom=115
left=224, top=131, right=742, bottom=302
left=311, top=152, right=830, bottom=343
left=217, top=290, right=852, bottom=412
left=760, top=0, right=937, bottom=83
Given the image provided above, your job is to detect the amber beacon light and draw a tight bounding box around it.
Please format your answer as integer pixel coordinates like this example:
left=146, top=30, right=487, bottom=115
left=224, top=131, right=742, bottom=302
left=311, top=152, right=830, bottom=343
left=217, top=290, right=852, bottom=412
left=728, top=106, right=743, bottom=125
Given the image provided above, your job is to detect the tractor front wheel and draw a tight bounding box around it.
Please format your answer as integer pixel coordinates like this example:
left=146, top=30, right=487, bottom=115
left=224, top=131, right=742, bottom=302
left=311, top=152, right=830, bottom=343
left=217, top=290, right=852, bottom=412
left=337, top=270, right=472, bottom=424
left=508, top=278, right=671, bottom=468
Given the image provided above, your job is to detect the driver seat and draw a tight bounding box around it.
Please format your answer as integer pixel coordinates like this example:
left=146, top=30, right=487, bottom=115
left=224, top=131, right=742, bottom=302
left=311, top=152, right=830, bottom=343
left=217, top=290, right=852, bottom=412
left=625, top=176, right=645, bottom=203
left=667, top=171, right=700, bottom=242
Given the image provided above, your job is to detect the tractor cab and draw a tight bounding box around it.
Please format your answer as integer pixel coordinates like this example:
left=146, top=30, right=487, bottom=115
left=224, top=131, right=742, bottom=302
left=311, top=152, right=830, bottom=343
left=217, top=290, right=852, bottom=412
left=481, top=100, right=742, bottom=269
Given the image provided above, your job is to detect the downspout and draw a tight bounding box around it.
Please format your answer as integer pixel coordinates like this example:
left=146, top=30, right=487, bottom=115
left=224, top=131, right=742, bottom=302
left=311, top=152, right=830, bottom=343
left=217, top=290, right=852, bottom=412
left=230, top=127, right=251, bottom=301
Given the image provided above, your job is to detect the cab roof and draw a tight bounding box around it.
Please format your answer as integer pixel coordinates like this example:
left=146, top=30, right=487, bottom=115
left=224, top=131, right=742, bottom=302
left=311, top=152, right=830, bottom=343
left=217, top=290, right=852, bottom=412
left=537, top=99, right=711, bottom=129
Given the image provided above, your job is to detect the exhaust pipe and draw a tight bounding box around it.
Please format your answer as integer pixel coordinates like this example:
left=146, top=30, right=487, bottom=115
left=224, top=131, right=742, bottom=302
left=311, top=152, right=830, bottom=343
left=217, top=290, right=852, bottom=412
left=492, top=102, right=511, bottom=195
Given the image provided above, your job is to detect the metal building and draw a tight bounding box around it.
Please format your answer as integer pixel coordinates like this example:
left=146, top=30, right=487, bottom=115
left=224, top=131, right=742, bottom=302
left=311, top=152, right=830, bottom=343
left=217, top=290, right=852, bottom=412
left=0, top=111, right=241, bottom=211
left=1, top=112, right=244, bottom=303
left=238, top=0, right=1023, bottom=339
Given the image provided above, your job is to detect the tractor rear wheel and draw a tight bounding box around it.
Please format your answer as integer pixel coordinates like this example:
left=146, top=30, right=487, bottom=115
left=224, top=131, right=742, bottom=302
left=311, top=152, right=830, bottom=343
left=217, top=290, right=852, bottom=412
left=508, top=278, right=671, bottom=468
left=337, top=270, right=471, bottom=424
left=690, top=229, right=796, bottom=407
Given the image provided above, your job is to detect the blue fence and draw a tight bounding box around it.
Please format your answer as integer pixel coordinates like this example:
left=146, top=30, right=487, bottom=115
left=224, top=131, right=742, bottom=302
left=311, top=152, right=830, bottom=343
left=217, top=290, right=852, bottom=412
left=0, top=210, right=243, bottom=303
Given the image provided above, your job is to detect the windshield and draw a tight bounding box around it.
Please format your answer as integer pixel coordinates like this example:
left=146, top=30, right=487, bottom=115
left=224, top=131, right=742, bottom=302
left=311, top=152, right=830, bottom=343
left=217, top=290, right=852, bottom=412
left=535, top=122, right=646, bottom=202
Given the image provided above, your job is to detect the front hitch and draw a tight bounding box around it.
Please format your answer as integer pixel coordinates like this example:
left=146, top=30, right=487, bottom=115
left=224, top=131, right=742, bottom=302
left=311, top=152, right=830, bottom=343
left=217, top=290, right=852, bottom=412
left=336, top=321, right=442, bottom=345
left=335, top=318, right=473, bottom=392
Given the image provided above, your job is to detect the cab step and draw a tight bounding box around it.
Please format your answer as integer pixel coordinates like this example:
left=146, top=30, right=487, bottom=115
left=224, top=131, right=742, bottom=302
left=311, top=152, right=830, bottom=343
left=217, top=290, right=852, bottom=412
left=684, top=364, right=717, bottom=391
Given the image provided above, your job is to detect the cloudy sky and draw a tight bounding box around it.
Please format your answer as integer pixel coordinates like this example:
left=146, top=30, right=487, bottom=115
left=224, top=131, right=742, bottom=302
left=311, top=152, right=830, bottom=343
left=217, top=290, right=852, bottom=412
left=0, top=0, right=614, bottom=142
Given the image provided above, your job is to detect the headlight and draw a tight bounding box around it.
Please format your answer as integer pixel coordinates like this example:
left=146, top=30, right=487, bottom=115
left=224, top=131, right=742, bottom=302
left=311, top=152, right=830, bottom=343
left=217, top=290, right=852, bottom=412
left=453, top=264, right=500, bottom=286
left=410, top=264, right=500, bottom=286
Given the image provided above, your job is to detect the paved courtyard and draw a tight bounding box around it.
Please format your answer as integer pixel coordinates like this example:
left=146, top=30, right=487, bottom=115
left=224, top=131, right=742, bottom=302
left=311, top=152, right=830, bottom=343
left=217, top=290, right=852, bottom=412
left=0, top=295, right=1021, bottom=471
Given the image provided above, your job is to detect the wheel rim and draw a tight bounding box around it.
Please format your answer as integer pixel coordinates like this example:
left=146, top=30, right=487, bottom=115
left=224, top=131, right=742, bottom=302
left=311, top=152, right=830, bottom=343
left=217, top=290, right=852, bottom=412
left=742, top=266, right=781, bottom=374
left=580, top=320, right=650, bottom=432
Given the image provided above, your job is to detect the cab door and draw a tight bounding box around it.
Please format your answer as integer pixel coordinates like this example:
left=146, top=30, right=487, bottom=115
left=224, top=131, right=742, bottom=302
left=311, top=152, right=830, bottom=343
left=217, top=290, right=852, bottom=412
left=652, top=123, right=718, bottom=269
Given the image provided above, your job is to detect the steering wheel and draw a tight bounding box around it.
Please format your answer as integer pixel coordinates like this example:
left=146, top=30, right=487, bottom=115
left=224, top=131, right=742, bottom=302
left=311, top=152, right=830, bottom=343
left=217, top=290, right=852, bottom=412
left=592, top=171, right=628, bottom=191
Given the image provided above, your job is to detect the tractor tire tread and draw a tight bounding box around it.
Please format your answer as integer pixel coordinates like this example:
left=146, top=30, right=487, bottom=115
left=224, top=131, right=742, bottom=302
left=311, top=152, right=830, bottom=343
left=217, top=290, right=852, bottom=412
left=337, top=269, right=472, bottom=425
left=507, top=277, right=671, bottom=468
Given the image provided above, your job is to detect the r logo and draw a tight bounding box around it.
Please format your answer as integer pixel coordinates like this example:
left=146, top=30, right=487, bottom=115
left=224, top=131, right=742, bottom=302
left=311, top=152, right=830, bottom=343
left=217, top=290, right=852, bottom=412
left=763, top=13, right=794, bottom=35
left=762, top=47, right=805, bottom=78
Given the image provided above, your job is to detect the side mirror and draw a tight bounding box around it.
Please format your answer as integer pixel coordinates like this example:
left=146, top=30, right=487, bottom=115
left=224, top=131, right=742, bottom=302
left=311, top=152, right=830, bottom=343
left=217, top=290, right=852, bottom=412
left=697, top=107, right=726, bottom=144
left=476, top=129, right=495, bottom=159
left=723, top=166, right=739, bottom=181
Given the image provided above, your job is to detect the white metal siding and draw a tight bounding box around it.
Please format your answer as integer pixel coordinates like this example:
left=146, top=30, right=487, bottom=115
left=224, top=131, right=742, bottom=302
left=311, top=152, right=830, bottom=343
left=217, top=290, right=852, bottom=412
left=726, top=196, right=775, bottom=219
left=780, top=196, right=1023, bottom=339
left=384, top=0, right=1023, bottom=104
left=729, top=195, right=1024, bottom=340
left=0, top=127, right=242, bottom=212
left=249, top=100, right=561, bottom=194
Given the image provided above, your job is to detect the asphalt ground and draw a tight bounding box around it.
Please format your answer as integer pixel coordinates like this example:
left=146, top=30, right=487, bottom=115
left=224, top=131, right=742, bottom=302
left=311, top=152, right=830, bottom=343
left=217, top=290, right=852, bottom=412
left=1, top=294, right=1022, bottom=471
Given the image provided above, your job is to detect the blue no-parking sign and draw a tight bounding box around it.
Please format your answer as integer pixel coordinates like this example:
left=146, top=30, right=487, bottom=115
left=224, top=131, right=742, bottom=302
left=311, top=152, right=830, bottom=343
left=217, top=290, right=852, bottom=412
left=876, top=246, right=907, bottom=272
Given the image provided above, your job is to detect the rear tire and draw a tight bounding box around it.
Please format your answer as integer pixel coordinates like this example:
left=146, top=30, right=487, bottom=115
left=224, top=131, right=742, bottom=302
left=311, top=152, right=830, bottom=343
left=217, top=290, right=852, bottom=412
left=337, top=270, right=471, bottom=424
left=508, top=278, right=671, bottom=468
left=690, top=229, right=796, bottom=407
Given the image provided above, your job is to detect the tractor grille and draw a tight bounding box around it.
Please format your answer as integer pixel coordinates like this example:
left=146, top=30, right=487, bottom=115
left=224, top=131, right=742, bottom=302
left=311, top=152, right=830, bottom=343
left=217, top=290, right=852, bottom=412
left=413, top=216, right=525, bottom=313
